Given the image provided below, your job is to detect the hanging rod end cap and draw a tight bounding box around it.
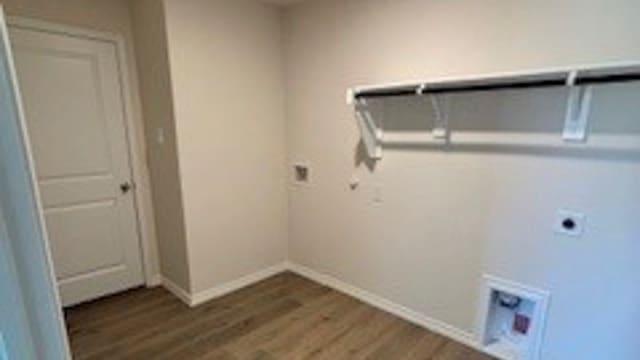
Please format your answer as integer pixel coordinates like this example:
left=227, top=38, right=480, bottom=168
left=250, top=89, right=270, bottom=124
left=346, top=88, right=356, bottom=105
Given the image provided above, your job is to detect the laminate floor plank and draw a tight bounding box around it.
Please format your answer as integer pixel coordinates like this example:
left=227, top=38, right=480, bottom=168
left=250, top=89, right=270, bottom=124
left=364, top=322, right=426, bottom=360
left=255, top=294, right=363, bottom=359
left=270, top=300, right=372, bottom=359
left=432, top=341, right=497, bottom=360
left=224, top=290, right=348, bottom=358
left=399, top=331, right=448, bottom=360
left=65, top=272, right=496, bottom=360
left=88, top=275, right=313, bottom=359
left=70, top=295, right=186, bottom=353
left=164, top=298, right=301, bottom=359
left=80, top=274, right=310, bottom=359
left=65, top=286, right=167, bottom=327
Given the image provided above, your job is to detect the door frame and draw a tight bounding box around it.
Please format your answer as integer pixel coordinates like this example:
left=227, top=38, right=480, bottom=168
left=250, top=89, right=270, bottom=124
left=7, top=16, right=161, bottom=289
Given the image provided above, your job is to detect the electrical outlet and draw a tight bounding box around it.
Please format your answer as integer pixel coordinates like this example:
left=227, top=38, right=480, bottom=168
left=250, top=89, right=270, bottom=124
left=554, top=209, right=585, bottom=237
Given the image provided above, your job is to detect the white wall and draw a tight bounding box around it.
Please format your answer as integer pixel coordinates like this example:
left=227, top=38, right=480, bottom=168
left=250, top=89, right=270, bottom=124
left=283, top=1, right=640, bottom=359
left=162, top=0, right=289, bottom=293
left=131, top=0, right=191, bottom=291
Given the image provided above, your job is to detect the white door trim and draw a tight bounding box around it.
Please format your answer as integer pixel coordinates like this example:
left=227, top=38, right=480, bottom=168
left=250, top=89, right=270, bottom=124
left=7, top=16, right=161, bottom=288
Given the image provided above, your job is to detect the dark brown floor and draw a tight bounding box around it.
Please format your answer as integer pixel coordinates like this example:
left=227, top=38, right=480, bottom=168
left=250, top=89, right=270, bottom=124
left=65, top=272, right=495, bottom=360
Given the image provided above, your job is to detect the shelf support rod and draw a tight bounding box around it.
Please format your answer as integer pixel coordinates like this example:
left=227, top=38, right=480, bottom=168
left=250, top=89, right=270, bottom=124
left=354, top=97, right=383, bottom=159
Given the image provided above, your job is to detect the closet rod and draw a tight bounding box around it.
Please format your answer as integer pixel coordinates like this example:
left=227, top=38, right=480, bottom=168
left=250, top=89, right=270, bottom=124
left=575, top=72, right=640, bottom=85
left=354, top=72, right=640, bottom=99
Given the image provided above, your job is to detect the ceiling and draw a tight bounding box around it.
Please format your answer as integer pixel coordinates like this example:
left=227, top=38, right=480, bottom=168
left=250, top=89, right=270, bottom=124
left=260, top=0, right=306, bottom=6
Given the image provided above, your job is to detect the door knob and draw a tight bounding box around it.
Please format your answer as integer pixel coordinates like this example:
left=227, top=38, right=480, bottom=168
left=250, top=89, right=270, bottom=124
left=120, top=182, right=132, bottom=194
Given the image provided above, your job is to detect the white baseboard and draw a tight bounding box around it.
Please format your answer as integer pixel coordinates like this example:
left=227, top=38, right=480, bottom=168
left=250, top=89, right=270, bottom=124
left=160, top=260, right=484, bottom=356
left=161, top=276, right=192, bottom=305
left=146, top=273, right=163, bottom=287
left=286, top=261, right=479, bottom=351
left=190, top=262, right=288, bottom=306
left=162, top=262, right=289, bottom=307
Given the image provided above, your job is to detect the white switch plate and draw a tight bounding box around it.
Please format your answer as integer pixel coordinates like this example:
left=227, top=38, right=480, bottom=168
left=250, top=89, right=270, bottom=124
left=554, top=209, right=585, bottom=237
left=156, top=128, right=165, bottom=144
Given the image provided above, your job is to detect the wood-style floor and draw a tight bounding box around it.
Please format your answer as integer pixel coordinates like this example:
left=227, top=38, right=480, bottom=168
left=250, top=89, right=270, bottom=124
left=65, top=272, right=496, bottom=360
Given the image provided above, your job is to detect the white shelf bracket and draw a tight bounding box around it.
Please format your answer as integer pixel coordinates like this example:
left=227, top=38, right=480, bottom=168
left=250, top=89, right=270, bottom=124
left=563, top=85, right=593, bottom=143
left=563, top=71, right=592, bottom=143
left=429, top=92, right=449, bottom=140
left=354, top=97, right=383, bottom=159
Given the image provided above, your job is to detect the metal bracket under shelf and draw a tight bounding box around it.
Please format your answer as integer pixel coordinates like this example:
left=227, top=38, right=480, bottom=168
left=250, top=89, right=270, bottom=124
left=563, top=71, right=593, bottom=142
left=430, top=95, right=449, bottom=140
left=354, top=98, right=383, bottom=159
left=417, top=84, right=449, bottom=140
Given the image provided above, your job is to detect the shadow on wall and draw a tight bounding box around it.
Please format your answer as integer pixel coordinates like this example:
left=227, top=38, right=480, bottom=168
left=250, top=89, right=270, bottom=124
left=353, top=82, right=640, bottom=166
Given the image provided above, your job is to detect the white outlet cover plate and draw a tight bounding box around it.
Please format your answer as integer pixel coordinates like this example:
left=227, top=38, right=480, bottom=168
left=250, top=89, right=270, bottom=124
left=156, top=128, right=165, bottom=144
left=554, top=209, right=585, bottom=237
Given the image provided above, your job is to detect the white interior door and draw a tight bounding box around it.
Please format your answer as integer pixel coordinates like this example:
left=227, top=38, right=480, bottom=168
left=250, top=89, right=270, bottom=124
left=8, top=25, right=144, bottom=307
